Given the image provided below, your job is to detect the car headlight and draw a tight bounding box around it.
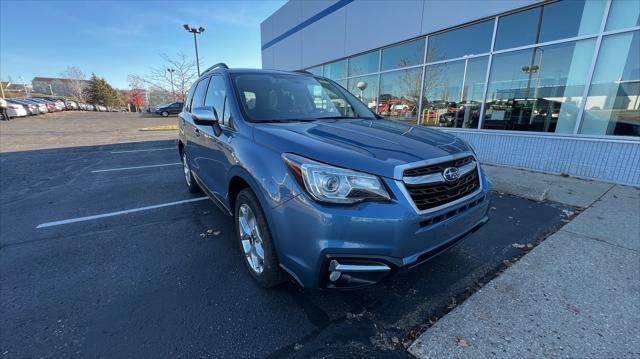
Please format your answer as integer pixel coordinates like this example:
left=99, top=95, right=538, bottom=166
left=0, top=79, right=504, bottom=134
left=282, top=153, right=390, bottom=204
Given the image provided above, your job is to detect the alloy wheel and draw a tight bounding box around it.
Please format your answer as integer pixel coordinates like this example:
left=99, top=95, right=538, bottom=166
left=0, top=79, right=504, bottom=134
left=182, top=154, right=191, bottom=186
left=238, top=204, right=265, bottom=274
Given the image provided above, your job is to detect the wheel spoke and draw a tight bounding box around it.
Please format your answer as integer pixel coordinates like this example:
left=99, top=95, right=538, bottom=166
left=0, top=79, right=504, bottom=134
left=238, top=215, right=251, bottom=237
left=241, top=238, right=252, bottom=255
left=254, top=243, right=265, bottom=260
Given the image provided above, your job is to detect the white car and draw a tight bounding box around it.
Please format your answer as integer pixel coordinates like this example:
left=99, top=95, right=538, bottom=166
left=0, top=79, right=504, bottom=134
left=6, top=103, right=28, bottom=118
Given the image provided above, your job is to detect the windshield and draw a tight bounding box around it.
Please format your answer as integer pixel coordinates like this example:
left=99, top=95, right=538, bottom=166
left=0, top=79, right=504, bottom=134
left=232, top=73, right=376, bottom=122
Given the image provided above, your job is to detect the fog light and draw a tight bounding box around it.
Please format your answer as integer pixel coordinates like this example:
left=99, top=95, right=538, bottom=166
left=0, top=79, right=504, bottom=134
left=329, top=271, right=341, bottom=282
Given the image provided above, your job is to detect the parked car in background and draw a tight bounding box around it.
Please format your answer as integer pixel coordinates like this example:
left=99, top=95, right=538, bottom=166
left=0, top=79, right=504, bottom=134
left=4, top=102, right=28, bottom=118
left=178, top=66, right=491, bottom=289
left=29, top=98, right=58, bottom=112
left=7, top=99, right=39, bottom=115
left=155, top=102, right=183, bottom=117
left=18, top=99, right=48, bottom=114
left=63, top=100, right=78, bottom=110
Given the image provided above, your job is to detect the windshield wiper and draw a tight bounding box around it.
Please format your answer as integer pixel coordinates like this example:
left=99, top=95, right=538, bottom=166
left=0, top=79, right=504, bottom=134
left=258, top=118, right=317, bottom=123
left=315, top=115, right=356, bottom=120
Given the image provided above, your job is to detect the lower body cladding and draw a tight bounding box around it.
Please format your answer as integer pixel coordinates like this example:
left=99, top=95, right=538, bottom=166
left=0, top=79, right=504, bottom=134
left=267, top=173, right=492, bottom=289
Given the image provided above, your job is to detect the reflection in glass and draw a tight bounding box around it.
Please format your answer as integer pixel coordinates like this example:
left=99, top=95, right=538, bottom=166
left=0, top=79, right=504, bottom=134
left=495, top=7, right=541, bottom=50
left=421, top=56, right=488, bottom=128
left=606, top=0, right=640, bottom=31
left=495, top=1, right=603, bottom=51
left=324, top=60, right=347, bottom=80
left=483, top=39, right=596, bottom=133
left=426, top=21, right=493, bottom=63
left=580, top=31, right=639, bottom=137
left=538, top=0, right=604, bottom=43
left=307, top=66, right=323, bottom=76
left=381, top=38, right=425, bottom=71
left=349, top=51, right=379, bottom=77
left=379, top=67, right=422, bottom=123
left=348, top=75, right=378, bottom=111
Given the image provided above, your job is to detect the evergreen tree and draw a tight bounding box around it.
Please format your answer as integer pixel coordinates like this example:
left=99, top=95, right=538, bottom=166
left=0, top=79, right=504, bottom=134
left=83, top=73, right=121, bottom=106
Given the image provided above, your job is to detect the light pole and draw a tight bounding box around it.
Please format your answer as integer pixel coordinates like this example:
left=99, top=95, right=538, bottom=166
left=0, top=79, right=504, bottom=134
left=167, top=68, right=175, bottom=100
left=183, top=24, right=205, bottom=76
left=356, top=81, right=368, bottom=102
left=19, top=76, right=29, bottom=96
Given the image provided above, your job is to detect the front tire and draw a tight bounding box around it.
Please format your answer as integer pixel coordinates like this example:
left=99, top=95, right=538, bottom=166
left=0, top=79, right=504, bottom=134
left=235, top=189, right=286, bottom=288
left=161, top=111, right=169, bottom=117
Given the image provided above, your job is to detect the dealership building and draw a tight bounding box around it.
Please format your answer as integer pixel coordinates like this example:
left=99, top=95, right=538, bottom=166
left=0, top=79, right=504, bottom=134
left=261, top=0, right=639, bottom=185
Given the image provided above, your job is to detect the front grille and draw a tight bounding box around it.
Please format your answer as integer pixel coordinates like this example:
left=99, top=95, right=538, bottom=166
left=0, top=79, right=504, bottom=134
left=403, top=156, right=474, bottom=177
left=405, top=168, right=480, bottom=211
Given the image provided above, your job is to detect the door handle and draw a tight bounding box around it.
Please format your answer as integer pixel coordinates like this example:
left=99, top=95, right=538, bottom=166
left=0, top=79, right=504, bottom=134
left=194, top=128, right=200, bottom=137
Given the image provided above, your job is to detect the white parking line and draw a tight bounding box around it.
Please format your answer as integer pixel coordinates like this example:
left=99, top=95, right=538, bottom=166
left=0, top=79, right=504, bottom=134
left=36, top=197, right=209, bottom=229
left=91, top=163, right=181, bottom=173
left=110, top=147, right=175, bottom=154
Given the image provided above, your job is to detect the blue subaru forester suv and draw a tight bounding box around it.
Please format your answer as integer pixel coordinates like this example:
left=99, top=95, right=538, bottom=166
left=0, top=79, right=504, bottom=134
left=178, top=63, right=491, bottom=288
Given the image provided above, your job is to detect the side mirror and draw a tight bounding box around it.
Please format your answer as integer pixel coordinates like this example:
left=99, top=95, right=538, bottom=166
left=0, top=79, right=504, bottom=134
left=192, top=106, right=222, bottom=136
left=192, top=106, right=218, bottom=124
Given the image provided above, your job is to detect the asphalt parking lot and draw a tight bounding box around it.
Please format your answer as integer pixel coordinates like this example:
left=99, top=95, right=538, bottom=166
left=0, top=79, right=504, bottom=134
left=0, top=112, right=571, bottom=358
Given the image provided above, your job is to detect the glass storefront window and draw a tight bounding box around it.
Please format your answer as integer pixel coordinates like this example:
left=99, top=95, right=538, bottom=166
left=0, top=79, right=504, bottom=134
left=606, top=0, right=640, bottom=31
left=483, top=39, right=596, bottom=133
left=323, top=59, right=347, bottom=80
left=495, top=7, right=541, bottom=50
left=347, top=75, right=378, bottom=111
left=379, top=67, right=422, bottom=123
left=496, top=1, right=604, bottom=51
left=307, top=66, right=323, bottom=76
left=580, top=31, right=639, bottom=137
left=421, top=56, right=488, bottom=128
left=538, top=0, right=605, bottom=43
left=348, top=50, right=379, bottom=77
left=381, top=38, right=425, bottom=71
left=426, top=20, right=493, bottom=63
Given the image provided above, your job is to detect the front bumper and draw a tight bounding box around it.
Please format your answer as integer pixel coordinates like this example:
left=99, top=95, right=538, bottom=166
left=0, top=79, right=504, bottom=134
left=269, top=170, right=492, bottom=288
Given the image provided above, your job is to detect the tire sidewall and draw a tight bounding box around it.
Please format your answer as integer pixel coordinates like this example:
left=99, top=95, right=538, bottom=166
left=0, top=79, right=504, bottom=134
left=182, top=152, right=201, bottom=193
left=234, top=189, right=284, bottom=287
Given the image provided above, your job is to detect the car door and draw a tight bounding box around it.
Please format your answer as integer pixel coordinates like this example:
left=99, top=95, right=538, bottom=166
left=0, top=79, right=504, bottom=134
left=198, top=74, right=236, bottom=205
left=170, top=102, right=181, bottom=114
left=181, top=77, right=210, bottom=178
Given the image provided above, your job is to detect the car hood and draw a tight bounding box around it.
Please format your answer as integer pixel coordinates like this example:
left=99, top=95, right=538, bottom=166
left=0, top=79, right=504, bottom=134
left=253, top=118, right=472, bottom=180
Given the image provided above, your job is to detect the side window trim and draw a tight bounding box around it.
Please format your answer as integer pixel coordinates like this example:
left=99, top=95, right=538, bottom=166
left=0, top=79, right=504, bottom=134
left=184, top=84, right=196, bottom=112
left=191, top=76, right=211, bottom=110
left=204, top=74, right=233, bottom=129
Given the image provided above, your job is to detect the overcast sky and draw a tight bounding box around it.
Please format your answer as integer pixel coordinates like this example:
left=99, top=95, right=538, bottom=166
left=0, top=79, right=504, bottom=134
left=0, top=0, right=285, bottom=89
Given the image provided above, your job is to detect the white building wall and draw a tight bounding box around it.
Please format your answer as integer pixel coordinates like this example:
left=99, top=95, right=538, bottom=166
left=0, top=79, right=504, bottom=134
left=261, top=0, right=541, bottom=70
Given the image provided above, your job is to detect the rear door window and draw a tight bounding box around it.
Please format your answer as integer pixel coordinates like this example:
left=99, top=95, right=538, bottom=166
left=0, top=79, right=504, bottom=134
left=204, top=75, right=230, bottom=126
left=191, top=77, right=210, bottom=110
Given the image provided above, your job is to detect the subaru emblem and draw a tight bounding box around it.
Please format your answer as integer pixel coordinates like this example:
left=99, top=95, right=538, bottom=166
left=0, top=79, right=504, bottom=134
left=443, top=167, right=460, bottom=183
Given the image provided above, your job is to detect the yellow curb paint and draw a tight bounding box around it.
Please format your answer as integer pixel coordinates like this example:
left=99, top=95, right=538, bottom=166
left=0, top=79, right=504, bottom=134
left=139, top=125, right=179, bottom=131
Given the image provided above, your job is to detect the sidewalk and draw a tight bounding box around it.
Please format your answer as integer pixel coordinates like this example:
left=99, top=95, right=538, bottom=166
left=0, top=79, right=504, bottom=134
left=409, top=165, right=640, bottom=358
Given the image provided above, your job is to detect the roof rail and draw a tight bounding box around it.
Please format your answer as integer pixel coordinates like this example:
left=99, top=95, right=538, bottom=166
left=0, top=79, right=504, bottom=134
left=202, top=63, right=229, bottom=75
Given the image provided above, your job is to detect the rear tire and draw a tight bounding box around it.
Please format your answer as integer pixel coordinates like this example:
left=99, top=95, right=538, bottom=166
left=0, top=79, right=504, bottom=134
left=182, top=152, right=201, bottom=193
left=235, top=188, right=287, bottom=288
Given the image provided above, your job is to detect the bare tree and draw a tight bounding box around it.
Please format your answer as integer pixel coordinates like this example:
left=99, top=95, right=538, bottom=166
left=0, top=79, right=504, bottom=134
left=128, top=52, right=197, bottom=102
left=60, top=66, right=87, bottom=101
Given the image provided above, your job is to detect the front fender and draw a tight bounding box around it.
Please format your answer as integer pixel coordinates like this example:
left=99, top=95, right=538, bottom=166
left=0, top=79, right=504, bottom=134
left=228, top=137, right=302, bottom=210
